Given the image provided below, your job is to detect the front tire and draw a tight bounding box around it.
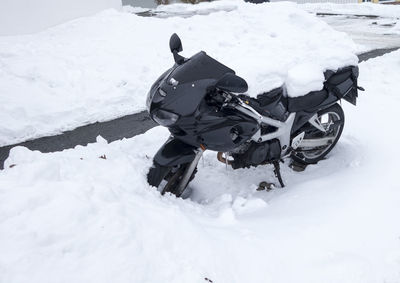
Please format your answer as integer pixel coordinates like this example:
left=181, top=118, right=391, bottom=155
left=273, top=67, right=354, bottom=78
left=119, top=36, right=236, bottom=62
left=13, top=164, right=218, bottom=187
left=292, top=103, right=345, bottom=165
left=147, top=162, right=197, bottom=198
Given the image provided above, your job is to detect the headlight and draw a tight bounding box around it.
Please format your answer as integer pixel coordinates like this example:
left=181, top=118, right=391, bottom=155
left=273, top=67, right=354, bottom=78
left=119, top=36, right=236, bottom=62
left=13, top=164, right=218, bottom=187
left=146, top=68, right=173, bottom=112
left=147, top=89, right=168, bottom=112
left=152, top=109, right=179, bottom=127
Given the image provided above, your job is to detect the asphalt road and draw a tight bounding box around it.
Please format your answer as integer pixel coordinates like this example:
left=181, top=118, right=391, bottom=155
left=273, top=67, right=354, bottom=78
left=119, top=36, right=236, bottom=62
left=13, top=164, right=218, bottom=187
left=0, top=47, right=399, bottom=169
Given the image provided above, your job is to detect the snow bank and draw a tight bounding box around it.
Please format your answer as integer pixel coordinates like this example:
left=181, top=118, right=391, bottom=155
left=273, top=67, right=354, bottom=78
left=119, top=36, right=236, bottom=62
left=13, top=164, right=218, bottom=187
left=0, top=0, right=357, bottom=146
left=302, top=2, right=400, bottom=18
left=0, top=0, right=122, bottom=36
left=1, top=50, right=400, bottom=283
left=390, top=21, right=400, bottom=35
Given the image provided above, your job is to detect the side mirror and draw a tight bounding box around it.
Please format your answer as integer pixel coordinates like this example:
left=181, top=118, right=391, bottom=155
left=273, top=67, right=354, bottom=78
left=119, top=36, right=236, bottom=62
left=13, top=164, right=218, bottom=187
left=169, top=33, right=184, bottom=64
left=169, top=33, right=183, bottom=53
left=216, top=73, right=248, bottom=93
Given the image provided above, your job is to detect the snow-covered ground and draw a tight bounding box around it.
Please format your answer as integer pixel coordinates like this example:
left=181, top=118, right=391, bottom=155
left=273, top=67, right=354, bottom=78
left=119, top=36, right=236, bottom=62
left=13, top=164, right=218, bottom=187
left=1, top=49, right=400, bottom=283
left=152, top=2, right=400, bottom=51
left=0, top=0, right=358, bottom=146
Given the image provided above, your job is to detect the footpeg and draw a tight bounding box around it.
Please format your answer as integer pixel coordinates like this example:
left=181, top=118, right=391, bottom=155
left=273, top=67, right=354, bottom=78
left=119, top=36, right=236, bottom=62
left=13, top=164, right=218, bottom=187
left=289, top=160, right=307, bottom=172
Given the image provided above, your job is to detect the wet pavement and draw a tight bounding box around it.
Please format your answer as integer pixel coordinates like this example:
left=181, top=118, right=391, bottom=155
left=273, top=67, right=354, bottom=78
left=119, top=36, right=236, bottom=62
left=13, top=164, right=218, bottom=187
left=318, top=14, right=400, bottom=51
left=0, top=111, right=156, bottom=169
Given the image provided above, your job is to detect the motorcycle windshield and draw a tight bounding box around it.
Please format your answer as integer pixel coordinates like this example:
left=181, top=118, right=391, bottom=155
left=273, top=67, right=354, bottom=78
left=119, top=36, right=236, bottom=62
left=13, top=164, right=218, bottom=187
left=168, top=51, right=234, bottom=84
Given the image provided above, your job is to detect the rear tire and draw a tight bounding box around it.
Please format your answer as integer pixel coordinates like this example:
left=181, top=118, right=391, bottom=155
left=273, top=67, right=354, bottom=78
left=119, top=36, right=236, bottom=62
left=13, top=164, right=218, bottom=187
left=292, top=103, right=344, bottom=165
left=147, top=162, right=197, bottom=198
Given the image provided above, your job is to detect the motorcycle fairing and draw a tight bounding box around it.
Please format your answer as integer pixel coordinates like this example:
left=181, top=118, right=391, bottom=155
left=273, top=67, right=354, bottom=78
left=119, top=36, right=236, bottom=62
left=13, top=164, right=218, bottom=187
left=167, top=51, right=235, bottom=84
left=148, top=51, right=259, bottom=152
left=150, top=52, right=235, bottom=117
left=153, top=136, right=198, bottom=167
left=171, top=105, right=260, bottom=152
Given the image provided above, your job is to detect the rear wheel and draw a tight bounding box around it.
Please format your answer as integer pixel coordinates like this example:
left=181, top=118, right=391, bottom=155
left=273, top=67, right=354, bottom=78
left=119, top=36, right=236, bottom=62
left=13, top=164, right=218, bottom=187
left=292, top=103, right=344, bottom=165
left=147, top=162, right=197, bottom=198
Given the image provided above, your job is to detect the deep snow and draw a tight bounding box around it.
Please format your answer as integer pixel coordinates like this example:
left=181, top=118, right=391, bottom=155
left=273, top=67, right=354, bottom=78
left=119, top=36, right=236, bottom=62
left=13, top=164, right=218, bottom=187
left=0, top=0, right=358, bottom=147
left=1, top=49, right=400, bottom=283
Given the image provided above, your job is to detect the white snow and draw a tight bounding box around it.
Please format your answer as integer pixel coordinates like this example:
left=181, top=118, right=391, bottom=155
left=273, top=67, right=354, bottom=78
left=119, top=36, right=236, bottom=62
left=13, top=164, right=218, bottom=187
left=153, top=0, right=238, bottom=14
left=285, top=62, right=325, bottom=97
left=390, top=21, right=400, bottom=35
left=0, top=0, right=358, bottom=146
left=301, top=2, right=400, bottom=18
left=1, top=49, right=400, bottom=283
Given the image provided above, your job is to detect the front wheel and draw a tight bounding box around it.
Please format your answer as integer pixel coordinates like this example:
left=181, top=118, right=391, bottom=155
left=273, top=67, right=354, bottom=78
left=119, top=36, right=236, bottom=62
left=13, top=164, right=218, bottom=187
left=147, top=162, right=197, bottom=198
left=292, top=103, right=345, bottom=165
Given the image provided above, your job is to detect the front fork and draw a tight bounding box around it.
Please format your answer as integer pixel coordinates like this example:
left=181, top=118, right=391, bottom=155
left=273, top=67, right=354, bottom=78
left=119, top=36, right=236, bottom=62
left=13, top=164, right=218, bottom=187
left=153, top=136, right=205, bottom=195
left=175, top=147, right=205, bottom=196
left=153, top=136, right=199, bottom=167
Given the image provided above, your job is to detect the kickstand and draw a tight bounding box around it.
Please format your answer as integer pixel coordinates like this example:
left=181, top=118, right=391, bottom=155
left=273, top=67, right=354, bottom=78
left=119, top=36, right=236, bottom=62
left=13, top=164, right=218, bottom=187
left=272, top=161, right=285, bottom=188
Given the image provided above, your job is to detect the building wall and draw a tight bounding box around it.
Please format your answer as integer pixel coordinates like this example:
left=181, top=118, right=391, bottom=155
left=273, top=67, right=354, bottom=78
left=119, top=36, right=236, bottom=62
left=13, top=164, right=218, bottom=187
left=0, top=0, right=122, bottom=36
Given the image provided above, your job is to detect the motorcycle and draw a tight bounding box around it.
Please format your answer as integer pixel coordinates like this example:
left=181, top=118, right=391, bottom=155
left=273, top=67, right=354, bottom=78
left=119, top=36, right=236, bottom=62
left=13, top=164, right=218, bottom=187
left=146, top=33, right=361, bottom=198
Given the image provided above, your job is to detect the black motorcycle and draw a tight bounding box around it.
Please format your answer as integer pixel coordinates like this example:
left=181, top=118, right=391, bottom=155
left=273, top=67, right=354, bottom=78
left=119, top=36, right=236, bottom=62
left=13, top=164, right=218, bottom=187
left=146, top=34, right=361, bottom=198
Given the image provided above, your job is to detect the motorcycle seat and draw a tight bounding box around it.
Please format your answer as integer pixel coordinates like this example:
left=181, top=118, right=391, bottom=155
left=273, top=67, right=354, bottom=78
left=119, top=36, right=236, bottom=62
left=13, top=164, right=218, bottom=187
left=287, top=66, right=358, bottom=112
left=287, top=89, right=329, bottom=112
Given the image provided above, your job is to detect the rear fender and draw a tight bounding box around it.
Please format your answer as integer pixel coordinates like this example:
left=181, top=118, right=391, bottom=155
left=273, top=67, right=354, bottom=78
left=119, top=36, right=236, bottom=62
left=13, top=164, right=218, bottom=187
left=153, top=137, right=198, bottom=167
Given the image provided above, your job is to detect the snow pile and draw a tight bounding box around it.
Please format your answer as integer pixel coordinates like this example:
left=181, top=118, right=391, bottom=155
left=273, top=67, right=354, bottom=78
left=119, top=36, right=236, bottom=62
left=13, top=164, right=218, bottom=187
left=390, top=21, right=400, bottom=35
left=0, top=0, right=357, bottom=146
left=0, top=0, right=122, bottom=36
left=285, top=62, right=325, bottom=97
left=1, top=50, right=400, bottom=283
left=302, top=2, right=400, bottom=18
left=153, top=0, right=238, bottom=14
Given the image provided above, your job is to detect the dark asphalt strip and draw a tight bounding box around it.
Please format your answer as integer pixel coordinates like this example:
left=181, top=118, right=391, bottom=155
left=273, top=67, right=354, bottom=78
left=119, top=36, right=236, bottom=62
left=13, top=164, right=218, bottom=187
left=0, top=112, right=157, bottom=169
left=0, top=47, right=399, bottom=169
left=316, top=12, right=381, bottom=19
left=358, top=47, right=400, bottom=63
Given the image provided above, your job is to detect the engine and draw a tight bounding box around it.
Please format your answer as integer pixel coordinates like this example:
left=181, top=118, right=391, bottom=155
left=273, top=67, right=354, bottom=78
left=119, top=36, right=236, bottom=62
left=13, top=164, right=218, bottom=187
left=230, top=139, right=281, bottom=169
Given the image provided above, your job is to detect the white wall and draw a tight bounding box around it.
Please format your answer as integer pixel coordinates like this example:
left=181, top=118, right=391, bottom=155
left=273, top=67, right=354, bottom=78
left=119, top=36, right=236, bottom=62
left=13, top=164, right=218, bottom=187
left=0, top=0, right=122, bottom=36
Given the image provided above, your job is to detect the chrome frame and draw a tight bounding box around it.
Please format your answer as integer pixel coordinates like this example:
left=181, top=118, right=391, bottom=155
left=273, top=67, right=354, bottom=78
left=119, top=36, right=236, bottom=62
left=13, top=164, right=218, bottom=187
left=233, top=97, right=339, bottom=156
left=234, top=98, right=296, bottom=156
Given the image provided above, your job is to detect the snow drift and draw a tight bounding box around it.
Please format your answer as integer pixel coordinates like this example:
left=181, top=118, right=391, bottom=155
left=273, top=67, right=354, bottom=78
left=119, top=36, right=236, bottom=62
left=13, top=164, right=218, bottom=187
left=0, top=0, right=357, bottom=146
left=1, top=50, right=400, bottom=283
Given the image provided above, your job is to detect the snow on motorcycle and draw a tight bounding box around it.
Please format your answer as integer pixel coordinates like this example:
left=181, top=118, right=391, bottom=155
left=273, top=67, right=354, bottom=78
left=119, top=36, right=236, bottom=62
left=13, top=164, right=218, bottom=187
left=146, top=34, right=361, bottom=198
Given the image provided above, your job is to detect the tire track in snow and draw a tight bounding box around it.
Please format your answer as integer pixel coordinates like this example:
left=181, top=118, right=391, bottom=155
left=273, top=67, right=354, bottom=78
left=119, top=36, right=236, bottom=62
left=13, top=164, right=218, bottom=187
left=0, top=47, right=398, bottom=169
